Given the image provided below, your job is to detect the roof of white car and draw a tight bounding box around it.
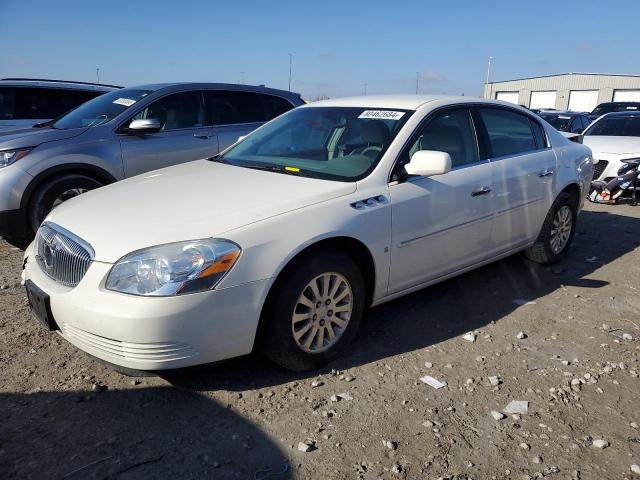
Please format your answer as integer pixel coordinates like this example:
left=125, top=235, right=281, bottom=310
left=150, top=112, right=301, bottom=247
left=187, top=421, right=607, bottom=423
left=306, top=94, right=508, bottom=110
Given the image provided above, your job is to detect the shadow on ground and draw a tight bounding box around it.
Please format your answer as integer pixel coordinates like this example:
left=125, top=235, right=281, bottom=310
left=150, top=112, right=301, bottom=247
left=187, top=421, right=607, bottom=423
left=0, top=387, right=291, bottom=480
left=165, top=208, right=640, bottom=392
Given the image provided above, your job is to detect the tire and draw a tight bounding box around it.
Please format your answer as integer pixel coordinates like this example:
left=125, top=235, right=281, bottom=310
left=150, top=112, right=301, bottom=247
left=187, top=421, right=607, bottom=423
left=28, top=174, right=102, bottom=233
left=525, top=192, right=578, bottom=265
left=260, top=249, right=366, bottom=371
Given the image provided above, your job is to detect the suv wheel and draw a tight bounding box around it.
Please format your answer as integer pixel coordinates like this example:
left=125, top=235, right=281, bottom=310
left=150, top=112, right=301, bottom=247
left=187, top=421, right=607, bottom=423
left=525, top=192, right=578, bottom=265
left=260, top=249, right=366, bottom=371
left=28, top=174, right=102, bottom=232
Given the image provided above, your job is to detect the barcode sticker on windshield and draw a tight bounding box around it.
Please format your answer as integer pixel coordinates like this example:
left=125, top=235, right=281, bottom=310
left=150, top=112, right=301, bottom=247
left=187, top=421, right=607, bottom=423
left=113, top=98, right=137, bottom=107
left=358, top=110, right=405, bottom=120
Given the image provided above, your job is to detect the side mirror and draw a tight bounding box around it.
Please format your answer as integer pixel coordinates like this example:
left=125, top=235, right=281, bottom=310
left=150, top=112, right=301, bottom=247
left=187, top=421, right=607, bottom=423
left=405, top=150, right=452, bottom=177
left=128, top=118, right=161, bottom=134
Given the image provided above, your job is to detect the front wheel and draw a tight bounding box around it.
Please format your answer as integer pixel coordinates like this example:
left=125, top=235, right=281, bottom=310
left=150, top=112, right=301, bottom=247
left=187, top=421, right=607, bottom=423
left=28, top=174, right=102, bottom=233
left=260, top=250, right=366, bottom=371
left=525, top=192, right=578, bottom=265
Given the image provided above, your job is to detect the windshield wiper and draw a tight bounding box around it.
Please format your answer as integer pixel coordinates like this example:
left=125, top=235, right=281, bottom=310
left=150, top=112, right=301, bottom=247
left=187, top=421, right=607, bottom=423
left=241, top=163, right=303, bottom=176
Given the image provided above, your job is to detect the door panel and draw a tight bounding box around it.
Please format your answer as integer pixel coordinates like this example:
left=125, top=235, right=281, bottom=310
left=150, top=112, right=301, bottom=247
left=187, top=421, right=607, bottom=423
left=119, top=90, right=218, bottom=177
left=120, top=127, right=218, bottom=177
left=214, top=122, right=263, bottom=152
left=476, top=107, right=556, bottom=249
left=489, top=150, right=555, bottom=247
left=389, top=163, right=494, bottom=293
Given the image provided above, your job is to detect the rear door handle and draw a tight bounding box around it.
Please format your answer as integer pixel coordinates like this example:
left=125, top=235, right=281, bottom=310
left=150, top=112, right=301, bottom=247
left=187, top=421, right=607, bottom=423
left=539, top=168, right=554, bottom=177
left=471, top=186, right=491, bottom=197
left=193, top=133, right=213, bottom=139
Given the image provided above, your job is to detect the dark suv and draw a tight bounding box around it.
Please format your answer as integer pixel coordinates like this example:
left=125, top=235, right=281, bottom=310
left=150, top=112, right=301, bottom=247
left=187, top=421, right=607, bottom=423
left=0, top=78, right=120, bottom=132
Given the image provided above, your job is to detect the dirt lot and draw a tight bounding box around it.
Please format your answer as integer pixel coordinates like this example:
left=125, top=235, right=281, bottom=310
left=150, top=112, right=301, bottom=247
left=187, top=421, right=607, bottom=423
left=1, top=202, right=639, bottom=480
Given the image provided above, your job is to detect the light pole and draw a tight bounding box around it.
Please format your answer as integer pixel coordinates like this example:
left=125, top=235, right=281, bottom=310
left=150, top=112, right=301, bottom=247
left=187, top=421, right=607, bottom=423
left=96, top=68, right=100, bottom=84
left=415, top=71, right=419, bottom=94
left=485, top=56, right=493, bottom=99
left=240, top=71, right=245, bottom=84
left=288, top=53, right=293, bottom=91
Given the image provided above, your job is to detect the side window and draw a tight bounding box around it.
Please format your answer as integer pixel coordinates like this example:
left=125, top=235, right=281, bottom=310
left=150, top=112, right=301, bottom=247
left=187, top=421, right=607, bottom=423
left=479, top=108, right=537, bottom=157
left=529, top=118, right=547, bottom=148
left=406, top=109, right=478, bottom=168
left=131, top=91, right=204, bottom=131
left=262, top=95, right=294, bottom=119
left=0, top=87, right=15, bottom=119
left=204, top=91, right=266, bottom=125
left=12, top=88, right=102, bottom=119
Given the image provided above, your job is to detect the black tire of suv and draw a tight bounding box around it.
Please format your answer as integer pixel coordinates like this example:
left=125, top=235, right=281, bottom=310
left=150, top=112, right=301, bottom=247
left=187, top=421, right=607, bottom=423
left=525, top=192, right=578, bottom=265
left=259, top=249, right=366, bottom=371
left=28, top=174, right=103, bottom=233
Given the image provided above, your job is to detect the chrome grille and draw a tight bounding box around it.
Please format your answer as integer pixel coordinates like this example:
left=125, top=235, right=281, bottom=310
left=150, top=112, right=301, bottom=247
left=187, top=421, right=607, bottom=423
left=35, top=223, right=94, bottom=287
left=593, top=160, right=608, bottom=180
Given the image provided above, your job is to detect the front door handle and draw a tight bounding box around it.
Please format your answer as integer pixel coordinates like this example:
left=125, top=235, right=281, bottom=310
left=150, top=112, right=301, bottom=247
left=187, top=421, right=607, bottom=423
left=539, top=168, right=554, bottom=177
left=193, top=133, right=213, bottom=140
left=471, top=186, right=491, bottom=197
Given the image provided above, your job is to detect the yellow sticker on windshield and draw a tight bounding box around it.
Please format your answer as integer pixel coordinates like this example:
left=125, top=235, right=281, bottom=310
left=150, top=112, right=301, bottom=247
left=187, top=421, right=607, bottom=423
left=285, top=166, right=300, bottom=172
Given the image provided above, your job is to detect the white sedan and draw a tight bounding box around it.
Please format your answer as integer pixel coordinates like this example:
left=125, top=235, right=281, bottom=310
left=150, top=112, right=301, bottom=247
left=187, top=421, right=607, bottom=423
left=583, top=111, right=640, bottom=181
left=22, top=96, right=593, bottom=372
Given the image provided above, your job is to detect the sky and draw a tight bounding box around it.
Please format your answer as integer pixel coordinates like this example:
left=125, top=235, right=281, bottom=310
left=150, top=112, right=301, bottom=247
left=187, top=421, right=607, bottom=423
left=2, top=0, right=639, bottom=100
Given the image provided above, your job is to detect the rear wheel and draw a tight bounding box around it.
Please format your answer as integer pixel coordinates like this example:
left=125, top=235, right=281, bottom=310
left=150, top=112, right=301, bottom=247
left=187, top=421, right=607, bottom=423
left=28, top=174, right=102, bottom=232
left=525, top=192, right=578, bottom=265
left=260, top=249, right=366, bottom=371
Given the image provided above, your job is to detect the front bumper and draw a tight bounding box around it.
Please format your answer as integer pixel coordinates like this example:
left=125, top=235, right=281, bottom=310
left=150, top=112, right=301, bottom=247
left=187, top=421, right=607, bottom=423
left=23, top=244, right=270, bottom=370
left=592, top=154, right=635, bottom=181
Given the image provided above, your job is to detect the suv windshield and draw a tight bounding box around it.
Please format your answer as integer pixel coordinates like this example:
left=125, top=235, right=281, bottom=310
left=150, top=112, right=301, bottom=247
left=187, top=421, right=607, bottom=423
left=584, top=116, right=640, bottom=137
left=591, top=103, right=640, bottom=116
left=217, top=107, right=412, bottom=181
left=540, top=113, right=573, bottom=131
left=52, top=89, right=152, bottom=129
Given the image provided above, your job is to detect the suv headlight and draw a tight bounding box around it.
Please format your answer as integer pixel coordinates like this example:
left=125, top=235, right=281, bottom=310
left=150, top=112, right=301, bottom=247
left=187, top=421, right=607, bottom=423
left=0, top=148, right=32, bottom=168
left=106, top=239, right=241, bottom=296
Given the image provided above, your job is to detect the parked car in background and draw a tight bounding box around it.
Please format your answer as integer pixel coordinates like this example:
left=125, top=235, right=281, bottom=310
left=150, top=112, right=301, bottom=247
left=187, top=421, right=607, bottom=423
left=588, top=101, right=640, bottom=121
left=583, top=111, right=640, bottom=182
left=22, top=95, right=593, bottom=373
left=0, top=78, right=119, bottom=132
left=0, top=83, right=304, bottom=241
left=538, top=111, right=592, bottom=134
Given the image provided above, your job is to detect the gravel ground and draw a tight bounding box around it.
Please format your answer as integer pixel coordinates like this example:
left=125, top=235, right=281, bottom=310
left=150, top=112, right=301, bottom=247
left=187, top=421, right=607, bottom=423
left=1, top=202, right=639, bottom=480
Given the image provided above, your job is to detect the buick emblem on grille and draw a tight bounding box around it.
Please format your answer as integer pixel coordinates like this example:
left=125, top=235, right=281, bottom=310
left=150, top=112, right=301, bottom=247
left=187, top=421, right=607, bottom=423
left=35, top=223, right=94, bottom=287
left=42, top=239, right=57, bottom=271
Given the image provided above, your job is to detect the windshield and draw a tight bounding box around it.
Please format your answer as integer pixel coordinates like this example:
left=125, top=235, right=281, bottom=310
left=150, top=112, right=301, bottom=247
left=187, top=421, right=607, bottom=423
left=52, top=89, right=152, bottom=129
left=217, top=107, right=412, bottom=181
left=540, top=114, right=573, bottom=131
left=591, top=103, right=640, bottom=116
left=584, top=116, right=640, bottom=137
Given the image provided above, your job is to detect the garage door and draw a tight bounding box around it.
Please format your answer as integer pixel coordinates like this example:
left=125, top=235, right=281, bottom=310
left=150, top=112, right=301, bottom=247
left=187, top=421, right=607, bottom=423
left=530, top=91, right=557, bottom=110
left=568, top=90, right=599, bottom=112
left=496, top=92, right=519, bottom=104
left=613, top=90, right=640, bottom=102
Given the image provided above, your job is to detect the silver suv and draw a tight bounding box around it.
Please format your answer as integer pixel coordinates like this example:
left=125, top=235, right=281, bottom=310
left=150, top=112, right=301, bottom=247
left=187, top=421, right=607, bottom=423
left=0, top=82, right=304, bottom=242
left=0, top=78, right=119, bottom=132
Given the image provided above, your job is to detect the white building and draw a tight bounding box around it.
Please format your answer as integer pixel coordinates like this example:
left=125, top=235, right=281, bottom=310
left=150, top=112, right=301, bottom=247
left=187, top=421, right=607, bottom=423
left=484, top=73, right=640, bottom=112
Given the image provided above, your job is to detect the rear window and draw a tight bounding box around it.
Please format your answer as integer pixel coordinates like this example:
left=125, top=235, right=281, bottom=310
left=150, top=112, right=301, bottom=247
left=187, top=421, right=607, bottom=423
left=585, top=116, right=640, bottom=137
left=0, top=87, right=102, bottom=120
left=478, top=108, right=537, bottom=157
left=204, top=91, right=295, bottom=126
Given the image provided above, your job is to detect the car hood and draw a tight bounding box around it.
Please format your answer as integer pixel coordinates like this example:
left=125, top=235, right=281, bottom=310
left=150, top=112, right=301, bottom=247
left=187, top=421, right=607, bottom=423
left=583, top=136, right=640, bottom=155
left=0, top=126, right=86, bottom=149
left=46, top=160, right=357, bottom=263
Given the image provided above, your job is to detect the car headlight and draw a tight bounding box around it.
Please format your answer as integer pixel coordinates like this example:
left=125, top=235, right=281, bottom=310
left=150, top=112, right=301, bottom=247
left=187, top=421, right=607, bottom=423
left=106, top=239, right=241, bottom=296
left=0, top=148, right=32, bottom=168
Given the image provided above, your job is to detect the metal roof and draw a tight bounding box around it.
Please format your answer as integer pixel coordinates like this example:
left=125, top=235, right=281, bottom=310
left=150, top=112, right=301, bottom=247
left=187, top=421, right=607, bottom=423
left=488, top=72, right=640, bottom=84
